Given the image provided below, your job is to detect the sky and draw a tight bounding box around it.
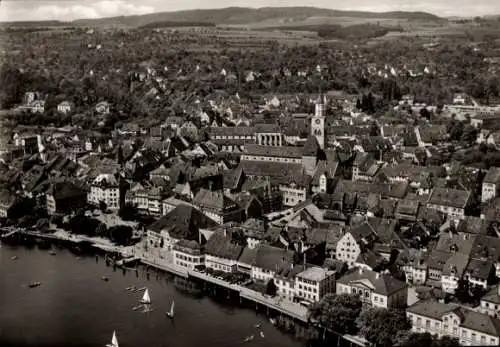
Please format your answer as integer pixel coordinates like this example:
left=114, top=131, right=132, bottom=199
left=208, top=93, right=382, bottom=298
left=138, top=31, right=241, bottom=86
left=0, top=0, right=499, bottom=22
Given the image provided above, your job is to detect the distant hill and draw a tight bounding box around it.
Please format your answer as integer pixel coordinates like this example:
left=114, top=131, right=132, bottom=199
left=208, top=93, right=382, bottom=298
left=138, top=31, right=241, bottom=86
left=0, top=7, right=444, bottom=28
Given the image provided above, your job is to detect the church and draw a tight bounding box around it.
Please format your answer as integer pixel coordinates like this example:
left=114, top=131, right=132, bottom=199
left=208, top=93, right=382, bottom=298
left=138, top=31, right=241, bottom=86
left=238, top=95, right=337, bottom=206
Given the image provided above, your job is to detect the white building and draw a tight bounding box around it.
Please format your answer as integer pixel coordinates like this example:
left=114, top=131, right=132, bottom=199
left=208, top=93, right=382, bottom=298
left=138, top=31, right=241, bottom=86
left=173, top=239, right=204, bottom=269
left=482, top=167, right=500, bottom=203
left=294, top=266, right=336, bottom=302
left=407, top=300, right=500, bottom=346
left=87, top=173, right=121, bottom=210
left=57, top=101, right=73, bottom=114
left=336, top=267, right=408, bottom=309
left=336, top=223, right=377, bottom=268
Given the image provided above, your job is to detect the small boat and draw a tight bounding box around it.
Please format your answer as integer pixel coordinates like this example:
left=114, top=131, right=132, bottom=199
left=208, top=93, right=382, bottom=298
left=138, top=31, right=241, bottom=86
left=260, top=331, right=265, bottom=338
left=243, top=335, right=254, bottom=342
left=136, top=286, right=146, bottom=292
left=11, top=256, right=17, bottom=260
left=269, top=318, right=276, bottom=325
left=254, top=323, right=261, bottom=328
left=132, top=305, right=143, bottom=311
left=139, top=288, right=151, bottom=304
left=102, top=276, right=110, bottom=282
left=29, top=281, right=41, bottom=288
left=48, top=250, right=56, bottom=256
left=126, top=286, right=136, bottom=291
left=165, top=301, right=175, bottom=318
left=105, top=330, right=119, bottom=347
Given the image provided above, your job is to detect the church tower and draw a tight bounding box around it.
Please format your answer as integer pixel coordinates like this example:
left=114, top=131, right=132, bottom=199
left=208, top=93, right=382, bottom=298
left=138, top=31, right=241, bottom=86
left=311, top=95, right=326, bottom=149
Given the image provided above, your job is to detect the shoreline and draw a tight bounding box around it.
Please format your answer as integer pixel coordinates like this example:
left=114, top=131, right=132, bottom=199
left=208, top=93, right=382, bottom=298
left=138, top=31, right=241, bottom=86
left=1, top=228, right=367, bottom=346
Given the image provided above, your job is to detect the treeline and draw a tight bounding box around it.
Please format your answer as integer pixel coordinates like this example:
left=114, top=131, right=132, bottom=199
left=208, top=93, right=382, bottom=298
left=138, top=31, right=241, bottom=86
left=259, top=23, right=400, bottom=40
left=139, top=21, right=216, bottom=29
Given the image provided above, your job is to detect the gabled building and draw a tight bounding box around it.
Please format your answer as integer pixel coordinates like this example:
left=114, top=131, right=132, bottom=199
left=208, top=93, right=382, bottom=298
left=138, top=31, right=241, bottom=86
left=407, top=300, right=500, bottom=346
left=87, top=173, right=123, bottom=211
left=336, top=222, right=377, bottom=267
left=46, top=180, right=87, bottom=215
left=482, top=167, right=500, bottom=203
left=336, top=267, right=408, bottom=308
left=204, top=230, right=244, bottom=273
left=193, top=189, right=243, bottom=224
left=146, top=205, right=218, bottom=251
left=427, top=188, right=471, bottom=220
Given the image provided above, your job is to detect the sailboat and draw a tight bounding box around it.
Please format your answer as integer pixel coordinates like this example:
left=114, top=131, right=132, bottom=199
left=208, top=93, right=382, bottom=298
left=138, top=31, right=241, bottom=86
left=105, top=330, right=119, bottom=347
left=140, top=288, right=151, bottom=304
left=166, top=301, right=175, bottom=318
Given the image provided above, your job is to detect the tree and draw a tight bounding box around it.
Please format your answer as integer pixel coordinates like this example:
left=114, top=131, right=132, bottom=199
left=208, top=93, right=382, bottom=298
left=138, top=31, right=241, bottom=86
left=309, top=293, right=362, bottom=334
left=108, top=225, right=133, bottom=246
left=396, top=332, right=459, bottom=347
left=119, top=203, right=138, bottom=221
left=266, top=279, right=277, bottom=296
left=99, top=201, right=107, bottom=212
left=356, top=308, right=411, bottom=347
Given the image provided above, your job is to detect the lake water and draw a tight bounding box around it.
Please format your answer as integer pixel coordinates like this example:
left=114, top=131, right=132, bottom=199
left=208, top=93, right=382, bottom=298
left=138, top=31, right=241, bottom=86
left=0, top=243, right=312, bottom=347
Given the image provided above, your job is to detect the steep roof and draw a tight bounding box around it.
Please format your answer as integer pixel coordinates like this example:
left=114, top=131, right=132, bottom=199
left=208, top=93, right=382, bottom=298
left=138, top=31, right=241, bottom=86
left=205, top=230, right=243, bottom=260
left=193, top=189, right=238, bottom=213
left=302, top=135, right=320, bottom=157
left=147, top=205, right=218, bottom=240
left=337, top=267, right=407, bottom=296
left=47, top=180, right=87, bottom=200
left=239, top=244, right=294, bottom=272
left=244, top=144, right=303, bottom=159
left=428, top=188, right=470, bottom=209
left=408, top=300, right=500, bottom=337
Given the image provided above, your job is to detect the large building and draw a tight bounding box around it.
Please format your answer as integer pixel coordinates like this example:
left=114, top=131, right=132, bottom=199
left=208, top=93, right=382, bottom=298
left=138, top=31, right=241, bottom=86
left=407, top=300, right=500, bottom=346
left=87, top=173, right=121, bottom=211
left=336, top=267, right=408, bottom=309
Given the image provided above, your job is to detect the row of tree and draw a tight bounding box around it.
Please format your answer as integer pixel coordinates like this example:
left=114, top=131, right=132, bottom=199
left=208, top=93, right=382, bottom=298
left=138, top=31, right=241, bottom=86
left=309, top=293, right=459, bottom=347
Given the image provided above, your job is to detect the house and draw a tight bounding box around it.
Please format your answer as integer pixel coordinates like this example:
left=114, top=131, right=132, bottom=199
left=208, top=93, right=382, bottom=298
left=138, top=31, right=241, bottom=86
left=161, top=196, right=192, bottom=215
left=46, top=180, right=87, bottom=215
left=87, top=173, right=121, bottom=211
left=427, top=188, right=471, bottom=220
left=238, top=244, right=294, bottom=283
left=233, top=193, right=263, bottom=220
left=407, top=300, right=500, bottom=346
left=0, top=190, right=18, bottom=218
left=125, top=184, right=168, bottom=216
left=146, top=205, right=218, bottom=251
left=30, top=100, right=45, bottom=113
left=294, top=266, right=336, bottom=302
left=204, top=230, right=244, bottom=273
left=336, top=267, right=408, bottom=308
left=336, top=223, right=377, bottom=267
left=480, top=286, right=500, bottom=318
left=482, top=167, right=500, bottom=203
left=352, top=152, right=382, bottom=182
left=193, top=189, right=243, bottom=224
left=57, top=101, right=73, bottom=114
left=173, top=239, right=204, bottom=269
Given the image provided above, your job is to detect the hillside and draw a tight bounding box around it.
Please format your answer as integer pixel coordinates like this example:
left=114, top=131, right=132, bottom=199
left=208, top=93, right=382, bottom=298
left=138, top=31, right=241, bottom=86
left=1, top=7, right=443, bottom=28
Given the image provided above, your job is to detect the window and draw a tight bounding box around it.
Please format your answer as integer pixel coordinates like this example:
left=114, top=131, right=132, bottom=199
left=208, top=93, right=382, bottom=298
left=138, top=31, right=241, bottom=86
left=462, top=330, right=467, bottom=338
left=472, top=333, right=476, bottom=341
left=480, top=336, right=486, bottom=344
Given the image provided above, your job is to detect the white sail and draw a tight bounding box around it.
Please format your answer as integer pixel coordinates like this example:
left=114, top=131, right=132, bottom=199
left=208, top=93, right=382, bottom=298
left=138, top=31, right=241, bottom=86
left=111, top=331, right=119, bottom=347
left=106, top=331, right=119, bottom=347
left=141, top=289, right=151, bottom=304
left=170, top=301, right=175, bottom=316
